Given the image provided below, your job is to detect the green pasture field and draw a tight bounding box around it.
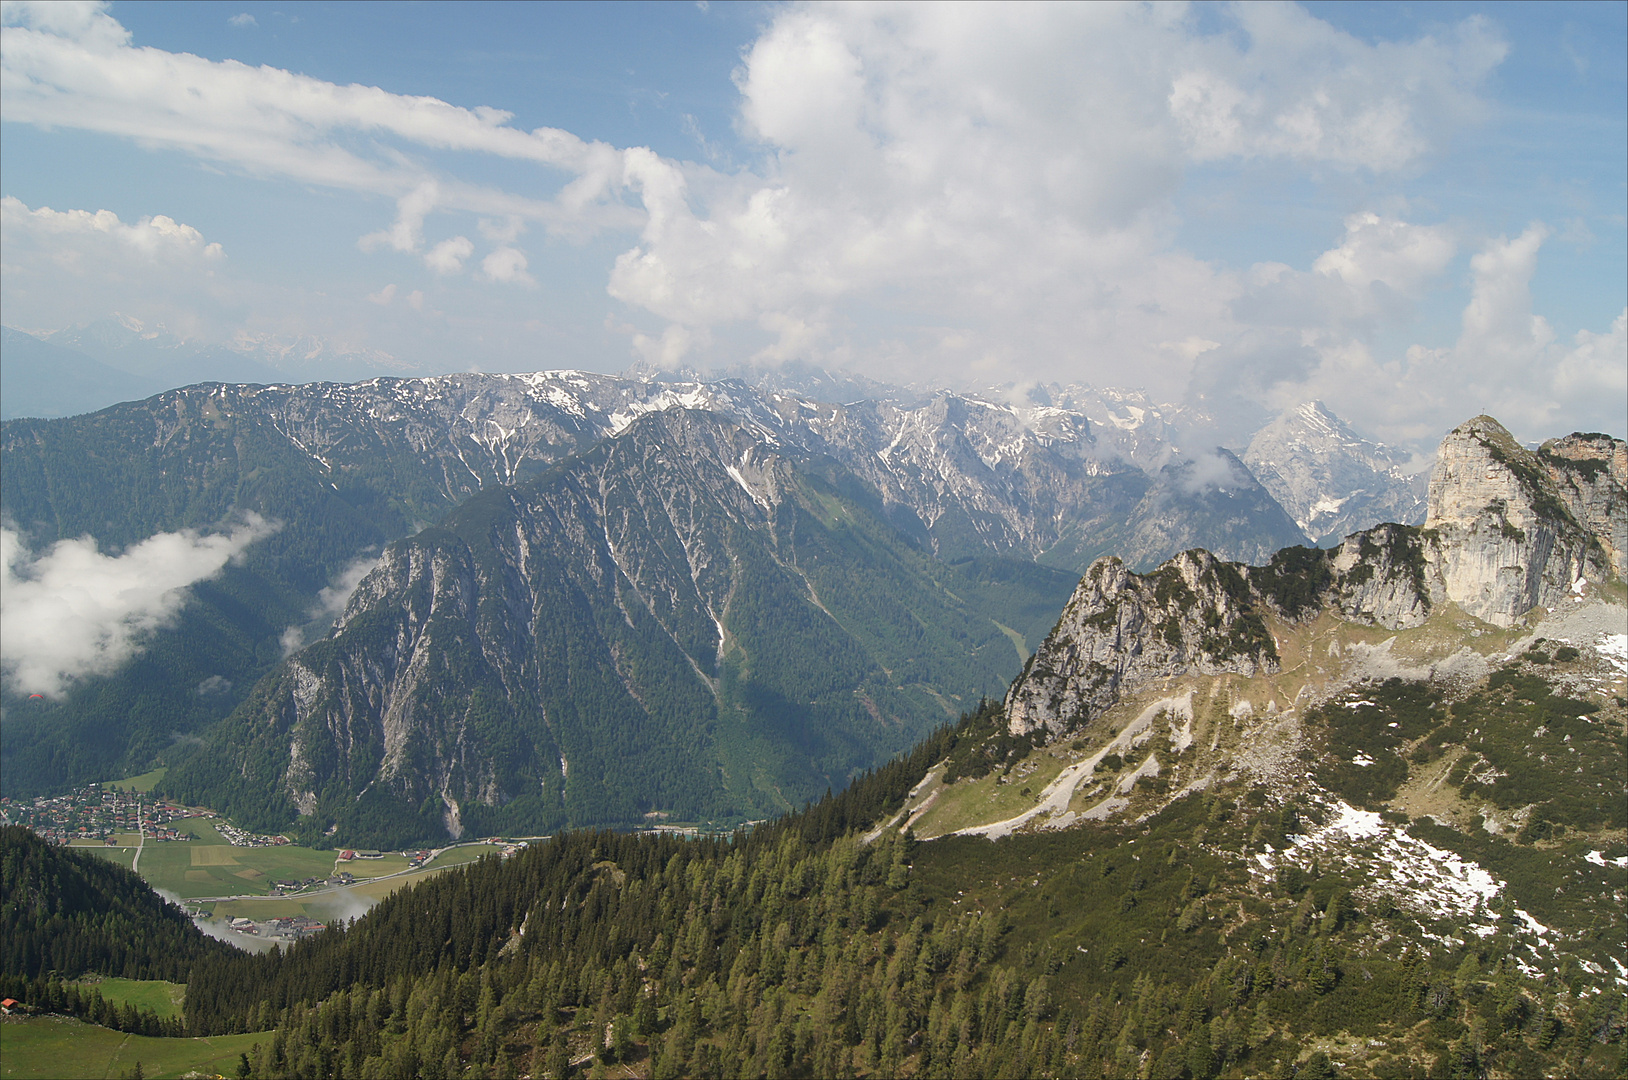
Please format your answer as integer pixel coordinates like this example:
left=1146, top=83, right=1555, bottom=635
left=0, top=1014, right=264, bottom=1080
left=71, top=833, right=144, bottom=847
left=132, top=820, right=338, bottom=899
left=911, top=749, right=1074, bottom=838
left=175, top=817, right=228, bottom=843
left=69, top=979, right=184, bottom=1020
left=106, top=768, right=167, bottom=793
left=428, top=843, right=503, bottom=869
left=208, top=895, right=320, bottom=922
left=61, top=820, right=507, bottom=904
left=73, top=846, right=136, bottom=871
left=334, top=852, right=410, bottom=878
left=206, top=845, right=505, bottom=922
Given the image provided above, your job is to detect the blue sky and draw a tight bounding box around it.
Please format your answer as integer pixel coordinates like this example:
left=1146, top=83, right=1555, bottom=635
left=1, top=0, right=1623, bottom=447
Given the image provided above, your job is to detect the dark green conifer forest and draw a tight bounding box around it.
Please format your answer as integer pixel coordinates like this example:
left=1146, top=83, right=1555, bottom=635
left=4, top=698, right=1622, bottom=1079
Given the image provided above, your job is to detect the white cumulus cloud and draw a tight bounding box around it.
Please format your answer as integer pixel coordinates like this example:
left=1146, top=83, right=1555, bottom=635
left=1169, top=6, right=1504, bottom=168
left=1, top=515, right=278, bottom=697
left=481, top=246, right=534, bottom=285
left=1240, top=223, right=1627, bottom=446
left=1, top=195, right=224, bottom=264
left=1313, top=212, right=1457, bottom=295
left=0, top=195, right=230, bottom=338
left=0, top=1, right=1511, bottom=397
left=603, top=3, right=1509, bottom=390
left=424, top=236, right=474, bottom=275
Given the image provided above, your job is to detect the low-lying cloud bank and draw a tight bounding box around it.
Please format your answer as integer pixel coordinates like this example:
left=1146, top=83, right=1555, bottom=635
left=279, top=551, right=380, bottom=657
left=0, top=514, right=277, bottom=697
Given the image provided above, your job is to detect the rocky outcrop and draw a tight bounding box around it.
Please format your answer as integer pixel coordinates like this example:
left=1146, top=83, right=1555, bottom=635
left=1005, top=550, right=1280, bottom=737
left=1327, top=522, right=1438, bottom=629
left=1005, top=414, right=1626, bottom=738
left=1538, top=432, right=1627, bottom=579
left=1425, top=416, right=1619, bottom=626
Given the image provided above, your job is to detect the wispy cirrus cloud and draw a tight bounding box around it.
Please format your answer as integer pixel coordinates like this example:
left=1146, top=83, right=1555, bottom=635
left=1, top=0, right=635, bottom=242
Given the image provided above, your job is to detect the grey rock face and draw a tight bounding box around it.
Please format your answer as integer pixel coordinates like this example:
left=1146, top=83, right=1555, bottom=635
left=1327, top=523, right=1438, bottom=629
left=1425, top=416, right=1620, bottom=626
left=1244, top=401, right=1427, bottom=544
left=1004, top=413, right=1626, bottom=738
left=4, top=368, right=1313, bottom=574
left=1538, top=432, right=1628, bottom=579
left=179, top=408, right=1088, bottom=840
left=273, top=412, right=779, bottom=828
left=1005, top=550, right=1279, bottom=738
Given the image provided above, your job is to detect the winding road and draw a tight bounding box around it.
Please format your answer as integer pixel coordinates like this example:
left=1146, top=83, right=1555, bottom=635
left=130, top=804, right=146, bottom=874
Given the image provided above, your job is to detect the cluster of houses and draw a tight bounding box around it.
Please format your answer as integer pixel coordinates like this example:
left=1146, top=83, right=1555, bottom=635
left=227, top=915, right=327, bottom=938
left=0, top=785, right=199, bottom=845
left=271, top=871, right=356, bottom=893
left=268, top=915, right=329, bottom=939
left=215, top=820, right=289, bottom=847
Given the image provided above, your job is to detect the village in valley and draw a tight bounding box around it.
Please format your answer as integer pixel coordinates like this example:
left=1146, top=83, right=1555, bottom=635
left=0, top=782, right=200, bottom=846
left=4, top=771, right=535, bottom=948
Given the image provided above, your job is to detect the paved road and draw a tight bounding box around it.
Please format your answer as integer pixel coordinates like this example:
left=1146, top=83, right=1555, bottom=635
left=130, top=812, right=146, bottom=874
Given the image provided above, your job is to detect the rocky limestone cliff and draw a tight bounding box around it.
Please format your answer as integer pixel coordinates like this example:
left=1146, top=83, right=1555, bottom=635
left=1006, top=414, right=1625, bottom=738
left=1425, top=416, right=1619, bottom=626
left=1537, top=431, right=1627, bottom=579
left=1005, top=550, right=1280, bottom=737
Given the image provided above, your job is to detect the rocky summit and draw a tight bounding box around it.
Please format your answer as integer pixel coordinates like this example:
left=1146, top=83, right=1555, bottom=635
left=1427, top=416, right=1625, bottom=624
left=1004, top=416, right=1626, bottom=745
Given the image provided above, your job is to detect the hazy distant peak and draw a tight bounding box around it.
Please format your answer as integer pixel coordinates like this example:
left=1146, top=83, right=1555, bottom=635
left=42, top=313, right=192, bottom=358
left=1243, top=400, right=1427, bottom=543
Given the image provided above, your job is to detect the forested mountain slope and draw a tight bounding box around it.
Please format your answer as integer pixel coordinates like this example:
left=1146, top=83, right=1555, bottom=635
left=10, top=694, right=1622, bottom=1079
left=2, top=370, right=1306, bottom=802
left=0, top=825, right=232, bottom=984
left=162, top=410, right=1078, bottom=844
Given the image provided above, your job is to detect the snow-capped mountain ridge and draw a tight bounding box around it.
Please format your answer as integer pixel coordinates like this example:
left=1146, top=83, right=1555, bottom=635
left=1243, top=398, right=1427, bottom=544
left=8, top=351, right=1431, bottom=570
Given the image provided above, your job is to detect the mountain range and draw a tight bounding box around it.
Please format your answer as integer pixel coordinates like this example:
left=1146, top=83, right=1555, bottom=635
left=3, top=361, right=1431, bottom=837
left=1, top=403, right=1623, bottom=1080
